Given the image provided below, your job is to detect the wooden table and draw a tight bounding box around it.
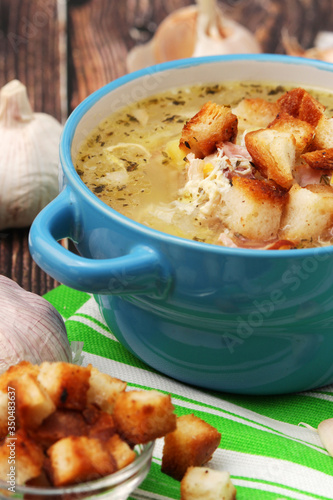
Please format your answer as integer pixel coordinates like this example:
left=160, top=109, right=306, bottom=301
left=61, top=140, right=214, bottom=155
left=1, top=0, right=333, bottom=295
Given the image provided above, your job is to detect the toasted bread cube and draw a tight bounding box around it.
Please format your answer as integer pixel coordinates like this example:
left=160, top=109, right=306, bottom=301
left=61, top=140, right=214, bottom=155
left=0, top=390, right=8, bottom=439
left=105, top=434, right=136, bottom=470
left=301, top=148, right=333, bottom=170
left=179, top=102, right=238, bottom=159
left=0, top=429, right=44, bottom=485
left=245, top=128, right=296, bottom=188
left=0, top=361, right=39, bottom=392
left=87, top=366, right=127, bottom=413
left=277, top=87, right=325, bottom=126
left=32, top=409, right=89, bottom=448
left=85, top=408, right=117, bottom=441
left=10, top=372, right=56, bottom=429
left=311, top=116, right=333, bottom=150
left=232, top=97, right=279, bottom=130
left=222, top=177, right=287, bottom=241
left=280, top=183, right=333, bottom=241
left=181, top=467, right=237, bottom=500
left=113, top=390, right=176, bottom=444
left=268, top=111, right=315, bottom=155
left=161, top=414, right=221, bottom=481
left=0, top=362, right=41, bottom=436
left=47, top=436, right=117, bottom=486
left=38, top=362, right=91, bottom=410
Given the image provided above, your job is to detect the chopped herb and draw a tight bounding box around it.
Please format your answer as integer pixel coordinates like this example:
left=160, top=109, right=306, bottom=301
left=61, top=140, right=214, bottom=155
left=127, top=114, right=139, bottom=122
left=268, top=85, right=285, bottom=95
left=184, top=141, right=191, bottom=149
left=163, top=114, right=181, bottom=123
left=172, top=100, right=185, bottom=105
left=126, top=161, right=138, bottom=172
left=94, top=185, right=106, bottom=193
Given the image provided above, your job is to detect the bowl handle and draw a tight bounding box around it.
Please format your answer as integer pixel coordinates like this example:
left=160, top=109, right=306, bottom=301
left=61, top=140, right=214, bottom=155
left=29, top=187, right=172, bottom=297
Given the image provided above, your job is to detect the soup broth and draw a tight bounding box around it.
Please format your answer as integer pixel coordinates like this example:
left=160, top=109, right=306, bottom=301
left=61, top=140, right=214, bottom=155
left=75, top=82, right=333, bottom=249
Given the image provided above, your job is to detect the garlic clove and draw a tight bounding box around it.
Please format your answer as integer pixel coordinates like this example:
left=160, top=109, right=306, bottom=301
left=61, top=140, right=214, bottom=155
left=0, top=80, right=62, bottom=230
left=126, top=2, right=261, bottom=73
left=318, top=418, right=333, bottom=457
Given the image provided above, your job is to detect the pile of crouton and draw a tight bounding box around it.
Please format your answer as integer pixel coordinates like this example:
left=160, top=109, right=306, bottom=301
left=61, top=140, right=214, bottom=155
left=0, top=361, right=236, bottom=499
left=179, top=87, right=333, bottom=248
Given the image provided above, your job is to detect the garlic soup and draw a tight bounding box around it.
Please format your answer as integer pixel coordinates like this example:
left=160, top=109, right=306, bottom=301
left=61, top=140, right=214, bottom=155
left=75, top=82, right=333, bottom=250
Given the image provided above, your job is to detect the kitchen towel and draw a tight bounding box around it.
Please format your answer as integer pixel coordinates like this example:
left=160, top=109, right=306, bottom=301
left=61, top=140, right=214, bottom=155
left=45, top=284, right=333, bottom=500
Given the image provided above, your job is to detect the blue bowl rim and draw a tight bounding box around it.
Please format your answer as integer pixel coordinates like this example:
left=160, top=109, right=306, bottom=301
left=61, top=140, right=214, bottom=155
left=60, top=53, right=333, bottom=259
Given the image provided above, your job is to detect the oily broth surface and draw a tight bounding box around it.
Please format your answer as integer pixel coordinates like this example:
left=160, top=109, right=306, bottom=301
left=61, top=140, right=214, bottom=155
left=75, top=81, right=333, bottom=246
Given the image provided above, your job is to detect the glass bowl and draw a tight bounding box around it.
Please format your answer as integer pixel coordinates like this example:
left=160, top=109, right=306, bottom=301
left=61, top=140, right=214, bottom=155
left=0, top=441, right=154, bottom=500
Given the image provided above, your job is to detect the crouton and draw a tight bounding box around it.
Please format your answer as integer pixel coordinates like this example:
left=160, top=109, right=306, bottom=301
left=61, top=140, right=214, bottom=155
left=0, top=362, right=43, bottom=435
left=222, top=177, right=287, bottom=241
left=232, top=97, right=279, bottom=130
left=105, top=434, right=136, bottom=469
left=87, top=366, right=127, bottom=413
left=85, top=408, right=116, bottom=441
left=268, top=111, right=315, bottom=155
left=311, top=115, right=333, bottom=150
left=301, top=148, right=333, bottom=170
left=280, top=183, right=333, bottom=241
left=9, top=372, right=56, bottom=430
left=113, top=389, right=176, bottom=445
left=38, top=362, right=91, bottom=410
left=161, top=414, right=221, bottom=481
left=0, top=361, right=39, bottom=392
left=0, top=390, right=8, bottom=439
left=245, top=128, right=296, bottom=188
left=0, top=429, right=44, bottom=485
left=31, top=409, right=89, bottom=448
left=180, top=467, right=237, bottom=500
left=47, top=436, right=117, bottom=486
left=277, top=87, right=325, bottom=127
left=179, top=102, right=238, bottom=159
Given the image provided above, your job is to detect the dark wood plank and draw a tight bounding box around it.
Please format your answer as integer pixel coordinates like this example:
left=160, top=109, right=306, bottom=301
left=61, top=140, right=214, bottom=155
left=68, top=0, right=192, bottom=109
left=0, top=0, right=64, bottom=294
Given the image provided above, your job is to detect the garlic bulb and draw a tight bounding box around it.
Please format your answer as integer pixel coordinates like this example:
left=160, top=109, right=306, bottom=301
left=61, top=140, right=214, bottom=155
left=126, top=0, right=261, bottom=73
left=282, top=28, right=333, bottom=63
left=0, top=80, right=62, bottom=230
left=0, top=275, right=72, bottom=374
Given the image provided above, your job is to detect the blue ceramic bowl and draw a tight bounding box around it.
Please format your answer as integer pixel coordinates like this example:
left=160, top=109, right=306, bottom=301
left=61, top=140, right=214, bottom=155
left=29, top=54, right=333, bottom=395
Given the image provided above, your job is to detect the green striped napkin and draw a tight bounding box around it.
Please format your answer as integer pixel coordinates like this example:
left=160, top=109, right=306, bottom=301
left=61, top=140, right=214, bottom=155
left=45, top=285, right=333, bottom=500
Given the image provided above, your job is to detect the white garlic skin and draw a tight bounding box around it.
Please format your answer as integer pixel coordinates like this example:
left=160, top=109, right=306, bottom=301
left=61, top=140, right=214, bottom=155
left=318, top=418, right=333, bottom=457
left=0, top=80, right=62, bottom=230
left=0, top=274, right=72, bottom=374
left=126, top=4, right=261, bottom=73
